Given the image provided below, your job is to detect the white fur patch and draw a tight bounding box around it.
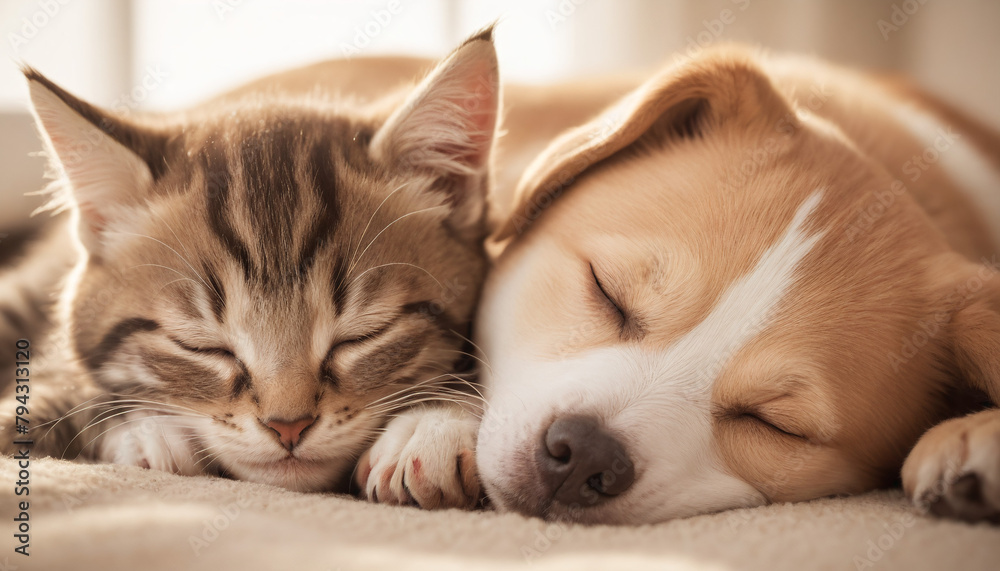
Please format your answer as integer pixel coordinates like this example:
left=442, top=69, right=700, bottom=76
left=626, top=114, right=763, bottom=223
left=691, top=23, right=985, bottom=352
left=477, top=190, right=825, bottom=523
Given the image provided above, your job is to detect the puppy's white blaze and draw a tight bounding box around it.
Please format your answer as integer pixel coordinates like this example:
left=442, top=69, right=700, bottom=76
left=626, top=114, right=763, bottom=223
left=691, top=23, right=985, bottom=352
left=620, top=189, right=826, bottom=519
left=658, top=189, right=825, bottom=392
left=889, top=104, right=1000, bottom=246
left=478, top=190, right=826, bottom=522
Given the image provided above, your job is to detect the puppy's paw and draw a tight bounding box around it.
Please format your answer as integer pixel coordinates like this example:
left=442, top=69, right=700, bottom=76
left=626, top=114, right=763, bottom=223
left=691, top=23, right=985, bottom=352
left=99, top=411, right=203, bottom=476
left=902, top=409, right=1000, bottom=524
left=357, top=405, right=480, bottom=510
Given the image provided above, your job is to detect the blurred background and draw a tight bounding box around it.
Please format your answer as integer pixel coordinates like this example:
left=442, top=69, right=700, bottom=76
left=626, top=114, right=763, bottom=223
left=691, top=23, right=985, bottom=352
left=1, top=0, right=998, bottom=233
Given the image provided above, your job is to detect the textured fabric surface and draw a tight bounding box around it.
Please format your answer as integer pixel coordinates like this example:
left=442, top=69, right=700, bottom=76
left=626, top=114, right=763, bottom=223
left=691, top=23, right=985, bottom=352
left=0, top=457, right=996, bottom=571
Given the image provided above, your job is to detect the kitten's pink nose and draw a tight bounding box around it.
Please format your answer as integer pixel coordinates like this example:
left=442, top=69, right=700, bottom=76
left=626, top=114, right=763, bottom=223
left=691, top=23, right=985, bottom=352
left=265, top=416, right=316, bottom=451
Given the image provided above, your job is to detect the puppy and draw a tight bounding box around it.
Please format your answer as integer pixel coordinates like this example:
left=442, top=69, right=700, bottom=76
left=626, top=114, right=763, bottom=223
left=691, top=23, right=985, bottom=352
left=475, top=44, right=1000, bottom=524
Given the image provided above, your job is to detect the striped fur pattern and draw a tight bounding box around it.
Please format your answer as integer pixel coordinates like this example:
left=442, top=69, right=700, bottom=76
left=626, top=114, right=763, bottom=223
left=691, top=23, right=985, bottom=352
left=0, top=30, right=499, bottom=494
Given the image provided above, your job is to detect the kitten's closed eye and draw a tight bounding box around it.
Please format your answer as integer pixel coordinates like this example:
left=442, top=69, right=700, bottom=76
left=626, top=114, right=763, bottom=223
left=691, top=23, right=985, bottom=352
left=321, top=318, right=398, bottom=370
left=172, top=338, right=236, bottom=360
left=334, top=318, right=397, bottom=347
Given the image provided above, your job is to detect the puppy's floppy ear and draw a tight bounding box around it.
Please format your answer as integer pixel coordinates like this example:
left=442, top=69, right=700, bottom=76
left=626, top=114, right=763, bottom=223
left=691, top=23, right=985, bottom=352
left=493, top=45, right=793, bottom=243
left=24, top=67, right=169, bottom=258
left=370, top=25, right=500, bottom=239
left=938, top=255, right=1000, bottom=405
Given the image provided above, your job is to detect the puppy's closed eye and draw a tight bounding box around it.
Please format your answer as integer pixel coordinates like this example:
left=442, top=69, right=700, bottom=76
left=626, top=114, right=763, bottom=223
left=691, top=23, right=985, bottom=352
left=716, top=406, right=806, bottom=440
left=590, top=262, right=627, bottom=323
left=739, top=412, right=805, bottom=439
left=589, top=263, right=646, bottom=340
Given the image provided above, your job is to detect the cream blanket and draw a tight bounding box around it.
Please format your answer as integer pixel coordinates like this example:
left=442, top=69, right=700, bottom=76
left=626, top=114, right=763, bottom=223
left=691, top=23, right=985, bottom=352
left=0, top=457, right=996, bottom=570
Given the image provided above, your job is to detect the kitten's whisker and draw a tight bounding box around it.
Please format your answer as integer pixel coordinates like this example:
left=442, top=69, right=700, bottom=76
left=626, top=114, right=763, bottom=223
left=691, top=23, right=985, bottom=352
left=348, top=262, right=447, bottom=294
left=128, top=263, right=202, bottom=293
left=154, top=277, right=202, bottom=297
left=366, top=390, right=465, bottom=410
left=192, top=446, right=225, bottom=469
left=347, top=205, right=448, bottom=275
left=443, top=349, right=494, bottom=377
left=381, top=395, right=485, bottom=419
left=158, top=421, right=182, bottom=472
left=189, top=438, right=240, bottom=467
left=364, top=375, right=459, bottom=406
left=364, top=383, right=455, bottom=411
left=348, top=179, right=415, bottom=270
left=145, top=204, right=214, bottom=297
left=447, top=329, right=494, bottom=374
left=36, top=393, right=113, bottom=440
left=61, top=408, right=190, bottom=459
left=74, top=413, right=194, bottom=459
left=366, top=389, right=484, bottom=416
left=104, top=396, right=208, bottom=418
left=113, top=231, right=224, bottom=308
left=63, top=403, right=200, bottom=445
left=432, top=386, right=486, bottom=406
left=38, top=403, right=130, bottom=443
left=428, top=370, right=487, bottom=402
left=62, top=406, right=141, bottom=453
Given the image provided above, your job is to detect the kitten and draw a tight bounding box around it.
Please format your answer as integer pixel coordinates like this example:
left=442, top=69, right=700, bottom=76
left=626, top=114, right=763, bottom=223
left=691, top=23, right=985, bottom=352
left=0, top=29, right=498, bottom=508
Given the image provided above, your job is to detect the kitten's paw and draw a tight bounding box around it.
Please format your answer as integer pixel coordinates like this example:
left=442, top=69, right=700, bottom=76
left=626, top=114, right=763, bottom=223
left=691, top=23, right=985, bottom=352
left=357, top=405, right=480, bottom=510
left=902, top=409, right=1000, bottom=524
left=99, top=411, right=204, bottom=476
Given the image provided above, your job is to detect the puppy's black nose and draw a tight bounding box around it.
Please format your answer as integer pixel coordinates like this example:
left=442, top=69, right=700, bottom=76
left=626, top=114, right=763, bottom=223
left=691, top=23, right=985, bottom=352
left=536, top=415, right=635, bottom=507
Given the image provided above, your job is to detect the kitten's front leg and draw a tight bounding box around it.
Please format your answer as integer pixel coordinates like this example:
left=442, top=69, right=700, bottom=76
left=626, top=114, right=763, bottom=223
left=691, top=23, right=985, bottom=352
left=357, top=403, right=480, bottom=509
left=99, top=410, right=206, bottom=477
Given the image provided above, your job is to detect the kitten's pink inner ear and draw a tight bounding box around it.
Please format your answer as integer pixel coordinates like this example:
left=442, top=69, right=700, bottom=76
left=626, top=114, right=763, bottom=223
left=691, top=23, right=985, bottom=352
left=25, top=73, right=155, bottom=255
left=370, top=36, right=500, bottom=177
left=445, top=54, right=499, bottom=169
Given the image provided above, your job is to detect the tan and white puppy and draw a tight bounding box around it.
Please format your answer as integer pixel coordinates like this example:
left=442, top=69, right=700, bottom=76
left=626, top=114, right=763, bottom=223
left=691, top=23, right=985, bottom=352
left=475, top=44, right=1000, bottom=525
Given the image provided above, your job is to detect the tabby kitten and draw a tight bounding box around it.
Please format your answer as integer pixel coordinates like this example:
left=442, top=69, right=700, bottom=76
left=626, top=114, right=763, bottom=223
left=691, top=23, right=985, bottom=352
left=0, top=30, right=498, bottom=507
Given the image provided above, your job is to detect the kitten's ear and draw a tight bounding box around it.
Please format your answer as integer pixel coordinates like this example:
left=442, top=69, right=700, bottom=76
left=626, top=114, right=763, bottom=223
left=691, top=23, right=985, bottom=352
left=24, top=68, right=167, bottom=257
left=370, top=26, right=500, bottom=238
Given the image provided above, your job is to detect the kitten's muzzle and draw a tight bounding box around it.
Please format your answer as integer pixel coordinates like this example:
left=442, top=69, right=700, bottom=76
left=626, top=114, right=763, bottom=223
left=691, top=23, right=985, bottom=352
left=263, top=416, right=317, bottom=451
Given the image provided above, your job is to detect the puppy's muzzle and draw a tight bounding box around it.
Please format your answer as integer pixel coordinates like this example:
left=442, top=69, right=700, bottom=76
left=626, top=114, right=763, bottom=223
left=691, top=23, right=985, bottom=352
left=535, top=415, right=636, bottom=510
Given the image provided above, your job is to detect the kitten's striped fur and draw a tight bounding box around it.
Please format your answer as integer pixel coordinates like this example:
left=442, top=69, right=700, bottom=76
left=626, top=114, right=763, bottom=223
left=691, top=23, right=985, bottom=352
left=0, top=29, right=499, bottom=498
